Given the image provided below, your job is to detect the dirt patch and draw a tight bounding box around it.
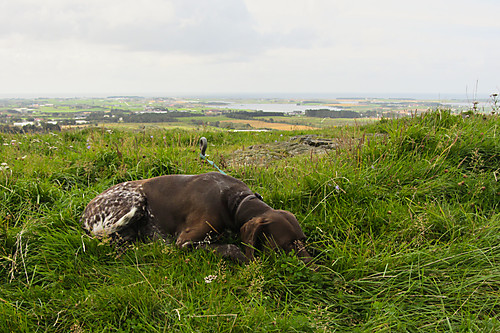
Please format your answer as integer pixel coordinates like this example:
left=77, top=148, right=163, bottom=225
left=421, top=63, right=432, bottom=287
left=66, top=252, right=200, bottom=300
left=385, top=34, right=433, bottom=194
left=229, top=135, right=339, bottom=166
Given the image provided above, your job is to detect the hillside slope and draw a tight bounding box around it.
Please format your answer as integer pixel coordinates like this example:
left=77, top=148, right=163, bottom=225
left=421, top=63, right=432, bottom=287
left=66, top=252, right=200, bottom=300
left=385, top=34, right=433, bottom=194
left=0, top=110, right=498, bottom=332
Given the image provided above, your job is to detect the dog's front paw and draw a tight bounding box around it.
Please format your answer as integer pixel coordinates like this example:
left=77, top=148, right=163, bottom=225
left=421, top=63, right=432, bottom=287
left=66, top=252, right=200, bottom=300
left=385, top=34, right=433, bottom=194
left=214, top=244, right=248, bottom=264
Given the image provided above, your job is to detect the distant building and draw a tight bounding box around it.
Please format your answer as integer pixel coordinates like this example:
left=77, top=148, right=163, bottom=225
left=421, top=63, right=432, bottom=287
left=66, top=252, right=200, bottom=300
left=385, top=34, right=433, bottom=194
left=204, top=110, right=222, bottom=116
left=14, top=121, right=34, bottom=127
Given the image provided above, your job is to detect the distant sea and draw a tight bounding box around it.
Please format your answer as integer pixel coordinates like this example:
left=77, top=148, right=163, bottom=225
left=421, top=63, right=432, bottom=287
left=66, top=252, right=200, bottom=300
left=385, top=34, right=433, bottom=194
left=0, top=92, right=493, bottom=100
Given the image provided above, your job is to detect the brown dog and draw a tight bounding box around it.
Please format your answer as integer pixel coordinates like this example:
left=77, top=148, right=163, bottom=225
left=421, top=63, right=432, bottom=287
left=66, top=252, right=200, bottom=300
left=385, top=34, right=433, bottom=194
left=81, top=172, right=312, bottom=264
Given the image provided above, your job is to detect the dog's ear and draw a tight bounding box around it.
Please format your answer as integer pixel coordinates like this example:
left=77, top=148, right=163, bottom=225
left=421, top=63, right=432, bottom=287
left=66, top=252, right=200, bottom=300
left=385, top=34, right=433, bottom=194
left=240, top=217, right=269, bottom=261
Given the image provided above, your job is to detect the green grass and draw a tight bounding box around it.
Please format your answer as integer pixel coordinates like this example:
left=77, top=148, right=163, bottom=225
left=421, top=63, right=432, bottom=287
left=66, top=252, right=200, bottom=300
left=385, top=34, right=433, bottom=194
left=0, top=110, right=499, bottom=332
left=95, top=115, right=372, bottom=131
left=254, top=115, right=378, bottom=128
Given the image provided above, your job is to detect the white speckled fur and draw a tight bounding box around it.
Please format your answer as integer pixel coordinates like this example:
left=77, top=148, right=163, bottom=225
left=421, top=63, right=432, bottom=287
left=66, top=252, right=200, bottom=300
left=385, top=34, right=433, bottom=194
left=81, top=181, right=147, bottom=237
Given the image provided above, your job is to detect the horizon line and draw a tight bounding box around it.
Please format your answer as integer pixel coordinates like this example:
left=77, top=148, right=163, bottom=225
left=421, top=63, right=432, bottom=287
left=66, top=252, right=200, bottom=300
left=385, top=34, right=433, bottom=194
left=0, top=91, right=494, bottom=100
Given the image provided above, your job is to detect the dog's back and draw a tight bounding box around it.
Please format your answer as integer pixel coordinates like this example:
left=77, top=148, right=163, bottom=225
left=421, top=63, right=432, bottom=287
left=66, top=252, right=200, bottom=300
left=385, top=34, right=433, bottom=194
left=81, top=172, right=251, bottom=241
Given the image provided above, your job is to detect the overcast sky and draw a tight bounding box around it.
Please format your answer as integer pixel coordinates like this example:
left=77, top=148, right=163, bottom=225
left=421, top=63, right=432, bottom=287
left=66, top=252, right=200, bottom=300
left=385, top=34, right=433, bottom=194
left=1, top=0, right=499, bottom=98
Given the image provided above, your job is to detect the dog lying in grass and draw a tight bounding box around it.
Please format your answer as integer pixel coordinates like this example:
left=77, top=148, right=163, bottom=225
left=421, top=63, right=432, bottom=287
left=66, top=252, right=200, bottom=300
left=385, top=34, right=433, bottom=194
left=81, top=172, right=312, bottom=265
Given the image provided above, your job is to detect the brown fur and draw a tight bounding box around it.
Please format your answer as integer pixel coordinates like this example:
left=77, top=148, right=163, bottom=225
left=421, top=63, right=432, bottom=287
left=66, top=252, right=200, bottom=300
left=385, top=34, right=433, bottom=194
left=81, top=172, right=312, bottom=264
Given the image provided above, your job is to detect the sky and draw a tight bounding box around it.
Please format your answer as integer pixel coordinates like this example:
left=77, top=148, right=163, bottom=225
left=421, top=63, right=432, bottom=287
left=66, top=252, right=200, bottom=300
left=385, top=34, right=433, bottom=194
left=1, top=0, right=499, bottom=99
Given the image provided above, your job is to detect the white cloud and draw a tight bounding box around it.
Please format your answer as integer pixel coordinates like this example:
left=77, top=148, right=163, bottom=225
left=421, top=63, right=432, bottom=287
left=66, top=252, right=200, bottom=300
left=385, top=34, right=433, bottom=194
left=0, top=0, right=499, bottom=96
left=0, top=0, right=309, bottom=56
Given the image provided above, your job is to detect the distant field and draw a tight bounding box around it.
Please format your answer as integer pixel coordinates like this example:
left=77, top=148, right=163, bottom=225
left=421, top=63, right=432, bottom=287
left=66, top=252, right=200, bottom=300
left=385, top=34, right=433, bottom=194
left=263, top=116, right=379, bottom=128
left=69, top=116, right=375, bottom=131
left=220, top=119, right=318, bottom=130
left=94, top=122, right=196, bottom=131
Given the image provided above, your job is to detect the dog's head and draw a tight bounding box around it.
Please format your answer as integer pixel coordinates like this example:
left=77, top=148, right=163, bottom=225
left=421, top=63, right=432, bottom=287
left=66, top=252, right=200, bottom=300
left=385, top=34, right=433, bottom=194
left=240, top=210, right=312, bottom=265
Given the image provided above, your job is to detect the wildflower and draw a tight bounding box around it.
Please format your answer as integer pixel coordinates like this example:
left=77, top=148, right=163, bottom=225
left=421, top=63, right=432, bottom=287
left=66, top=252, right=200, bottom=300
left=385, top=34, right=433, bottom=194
left=87, top=145, right=91, bottom=149
left=204, top=275, right=217, bottom=283
left=150, top=135, right=154, bottom=139
left=335, top=185, right=340, bottom=190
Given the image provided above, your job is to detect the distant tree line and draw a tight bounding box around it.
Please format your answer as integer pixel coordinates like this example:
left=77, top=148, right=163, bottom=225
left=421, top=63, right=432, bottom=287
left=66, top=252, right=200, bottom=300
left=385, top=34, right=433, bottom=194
left=200, top=102, right=230, bottom=106
left=164, top=111, right=198, bottom=117
left=301, top=100, right=324, bottom=104
left=73, top=105, right=105, bottom=110
left=121, top=111, right=198, bottom=123
left=0, top=122, right=61, bottom=133
left=84, top=110, right=199, bottom=123
left=305, top=109, right=360, bottom=118
left=121, top=113, right=178, bottom=123
left=226, top=110, right=284, bottom=119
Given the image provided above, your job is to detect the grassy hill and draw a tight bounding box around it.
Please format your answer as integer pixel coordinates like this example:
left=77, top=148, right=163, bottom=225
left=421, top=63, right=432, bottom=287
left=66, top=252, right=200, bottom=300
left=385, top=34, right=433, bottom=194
left=0, top=110, right=498, bottom=332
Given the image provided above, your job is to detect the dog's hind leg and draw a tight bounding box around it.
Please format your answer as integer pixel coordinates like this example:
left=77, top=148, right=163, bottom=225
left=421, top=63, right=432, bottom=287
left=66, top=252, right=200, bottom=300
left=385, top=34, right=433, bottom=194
left=175, top=222, right=214, bottom=249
